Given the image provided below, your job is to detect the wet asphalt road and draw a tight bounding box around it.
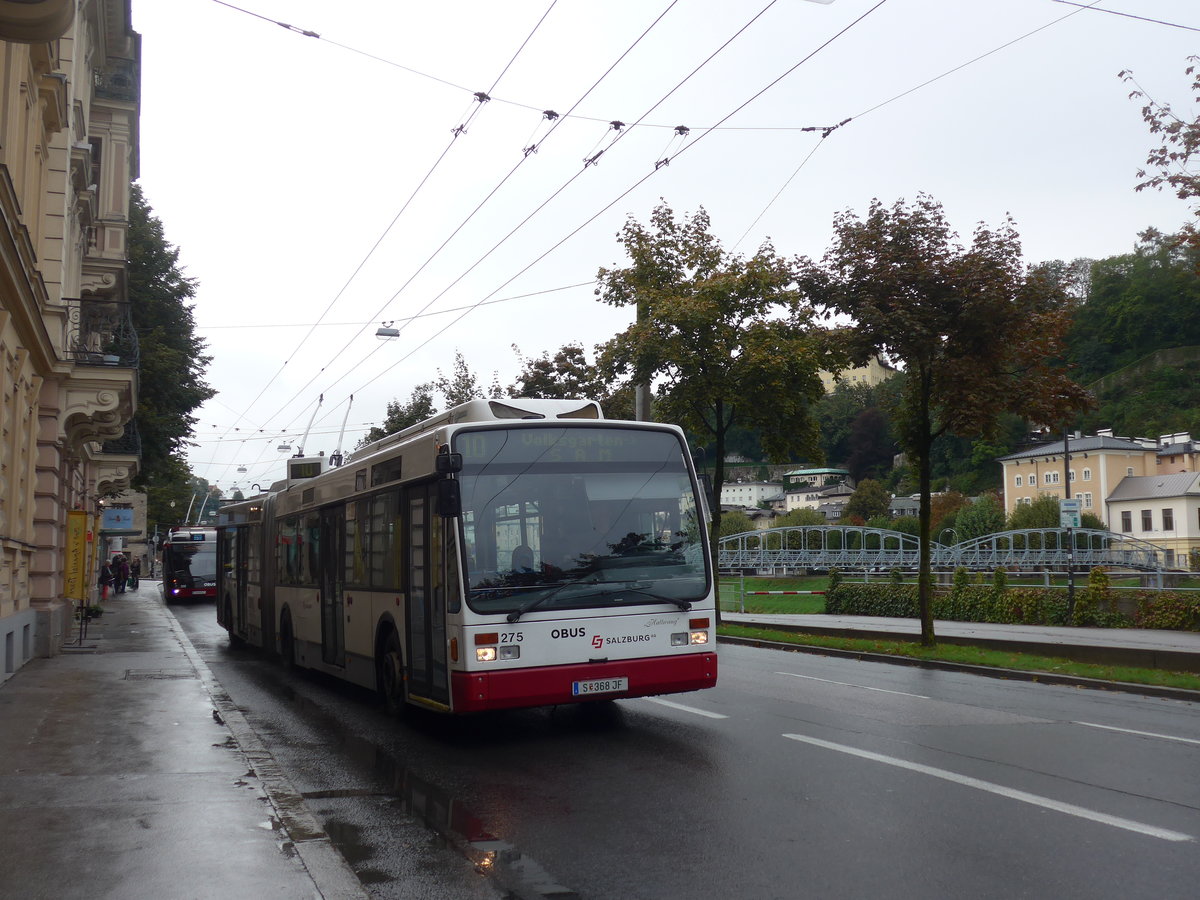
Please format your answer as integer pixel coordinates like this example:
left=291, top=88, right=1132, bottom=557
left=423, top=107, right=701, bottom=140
left=171, top=600, right=1200, bottom=900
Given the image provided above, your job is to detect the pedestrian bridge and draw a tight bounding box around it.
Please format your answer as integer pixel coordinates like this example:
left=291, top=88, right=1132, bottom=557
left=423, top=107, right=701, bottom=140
left=717, top=526, right=1175, bottom=575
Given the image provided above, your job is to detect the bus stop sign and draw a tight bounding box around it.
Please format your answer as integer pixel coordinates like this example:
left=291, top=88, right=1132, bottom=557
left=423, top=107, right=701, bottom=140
left=1060, top=498, right=1081, bottom=529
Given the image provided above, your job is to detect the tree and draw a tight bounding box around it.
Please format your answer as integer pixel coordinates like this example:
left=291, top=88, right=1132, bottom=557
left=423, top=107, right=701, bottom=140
left=1121, top=57, right=1200, bottom=204
left=433, top=350, right=502, bottom=407
left=798, top=195, right=1091, bottom=645
left=845, top=407, right=895, bottom=482
left=774, top=507, right=826, bottom=527
left=954, top=493, right=1006, bottom=542
left=1007, top=494, right=1062, bottom=531
left=718, top=509, right=754, bottom=538
left=359, top=384, right=438, bottom=447
left=509, top=343, right=634, bottom=419
left=843, top=479, right=890, bottom=522
left=597, top=202, right=831, bottom=566
left=127, top=185, right=215, bottom=527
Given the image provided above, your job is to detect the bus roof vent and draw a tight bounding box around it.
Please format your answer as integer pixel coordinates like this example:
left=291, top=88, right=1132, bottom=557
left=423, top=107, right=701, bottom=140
left=487, top=400, right=545, bottom=420
left=555, top=402, right=601, bottom=419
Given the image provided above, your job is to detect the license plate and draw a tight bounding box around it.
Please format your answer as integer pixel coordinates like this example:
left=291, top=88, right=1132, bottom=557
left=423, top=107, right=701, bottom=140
left=572, top=677, right=628, bottom=696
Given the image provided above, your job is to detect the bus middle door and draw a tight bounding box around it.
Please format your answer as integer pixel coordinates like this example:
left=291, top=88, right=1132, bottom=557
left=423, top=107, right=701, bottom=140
left=319, top=506, right=346, bottom=667
left=405, top=483, right=450, bottom=707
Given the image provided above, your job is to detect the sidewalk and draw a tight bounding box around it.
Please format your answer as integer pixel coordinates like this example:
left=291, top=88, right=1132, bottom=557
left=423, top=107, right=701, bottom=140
left=0, top=583, right=367, bottom=900
left=724, top=613, right=1200, bottom=677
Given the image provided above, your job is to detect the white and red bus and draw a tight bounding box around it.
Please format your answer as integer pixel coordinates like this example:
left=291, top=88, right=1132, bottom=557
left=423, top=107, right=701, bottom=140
left=216, top=398, right=716, bottom=714
left=161, top=527, right=219, bottom=601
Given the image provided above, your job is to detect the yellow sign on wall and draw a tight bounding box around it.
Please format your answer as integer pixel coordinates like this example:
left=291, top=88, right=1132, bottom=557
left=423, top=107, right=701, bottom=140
left=64, top=510, right=88, bottom=600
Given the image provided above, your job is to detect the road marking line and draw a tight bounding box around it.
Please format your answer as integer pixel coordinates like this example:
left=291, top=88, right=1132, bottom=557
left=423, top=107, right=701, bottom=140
left=782, top=733, right=1193, bottom=843
left=642, top=697, right=728, bottom=718
left=1075, top=721, right=1200, bottom=746
left=776, top=672, right=931, bottom=700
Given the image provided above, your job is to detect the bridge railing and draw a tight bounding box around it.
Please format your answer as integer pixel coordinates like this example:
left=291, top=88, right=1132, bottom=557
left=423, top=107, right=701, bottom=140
left=717, top=526, right=1177, bottom=576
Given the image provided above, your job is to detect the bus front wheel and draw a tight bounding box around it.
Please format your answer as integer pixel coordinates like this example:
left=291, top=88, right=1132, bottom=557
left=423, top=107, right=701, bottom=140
left=377, top=630, right=404, bottom=716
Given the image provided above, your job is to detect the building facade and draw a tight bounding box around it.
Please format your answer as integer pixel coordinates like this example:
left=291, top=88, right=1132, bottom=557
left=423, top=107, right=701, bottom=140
left=818, top=355, right=897, bottom=393
left=997, top=433, right=1162, bottom=527
left=719, top=481, right=780, bottom=509
left=0, top=0, right=140, bottom=681
left=998, top=430, right=1200, bottom=566
left=1106, top=473, right=1200, bottom=570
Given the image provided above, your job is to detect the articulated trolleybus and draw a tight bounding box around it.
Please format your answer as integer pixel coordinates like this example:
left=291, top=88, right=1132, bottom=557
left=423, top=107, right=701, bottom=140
left=217, top=398, right=717, bottom=714
left=161, top=527, right=218, bottom=601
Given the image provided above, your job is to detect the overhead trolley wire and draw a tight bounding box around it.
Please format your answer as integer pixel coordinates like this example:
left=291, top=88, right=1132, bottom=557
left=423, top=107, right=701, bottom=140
left=195, top=2, right=562, bottom=482
left=207, top=0, right=875, bottom=133
left=297, top=0, right=784, bottom=430
left=734, top=0, right=1107, bottom=251
left=273, top=1, right=692, bottom=436
left=330, top=0, right=893, bottom=411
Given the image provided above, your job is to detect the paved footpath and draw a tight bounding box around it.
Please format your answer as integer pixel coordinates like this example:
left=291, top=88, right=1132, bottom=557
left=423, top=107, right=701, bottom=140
left=0, top=583, right=367, bottom=900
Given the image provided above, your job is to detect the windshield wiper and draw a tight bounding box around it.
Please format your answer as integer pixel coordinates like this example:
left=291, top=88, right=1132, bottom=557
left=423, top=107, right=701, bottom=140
left=505, top=579, right=690, bottom=623
left=616, top=587, right=692, bottom=612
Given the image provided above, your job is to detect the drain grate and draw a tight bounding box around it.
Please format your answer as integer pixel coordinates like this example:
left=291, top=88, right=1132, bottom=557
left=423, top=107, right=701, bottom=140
left=124, top=668, right=197, bottom=680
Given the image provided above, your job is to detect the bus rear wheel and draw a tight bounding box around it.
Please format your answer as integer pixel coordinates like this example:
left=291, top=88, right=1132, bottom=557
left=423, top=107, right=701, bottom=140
left=377, top=630, right=404, bottom=716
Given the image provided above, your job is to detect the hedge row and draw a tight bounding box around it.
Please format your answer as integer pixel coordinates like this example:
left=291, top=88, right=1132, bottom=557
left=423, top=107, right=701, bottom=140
left=824, top=569, right=1200, bottom=631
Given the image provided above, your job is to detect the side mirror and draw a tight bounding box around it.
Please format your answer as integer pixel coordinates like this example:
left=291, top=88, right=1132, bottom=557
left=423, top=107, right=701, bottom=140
left=435, top=451, right=463, bottom=475
left=436, top=478, right=461, bottom=518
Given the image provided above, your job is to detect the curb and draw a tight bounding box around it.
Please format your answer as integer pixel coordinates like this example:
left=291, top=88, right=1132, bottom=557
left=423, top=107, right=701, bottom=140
left=163, top=608, right=370, bottom=899
left=717, top=634, right=1200, bottom=704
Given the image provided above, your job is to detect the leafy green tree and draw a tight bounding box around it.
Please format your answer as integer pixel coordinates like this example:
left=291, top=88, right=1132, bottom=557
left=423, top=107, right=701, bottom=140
left=774, top=507, right=826, bottom=527
left=718, top=509, right=754, bottom=538
left=845, top=407, right=895, bottom=482
left=359, top=384, right=438, bottom=447
left=843, top=479, right=890, bottom=522
left=954, top=493, right=1006, bottom=541
left=434, top=350, right=502, bottom=407
left=509, top=343, right=634, bottom=419
left=598, top=202, right=831, bottom=555
left=798, top=195, right=1091, bottom=644
left=1121, top=57, right=1200, bottom=203
left=1007, top=495, right=1062, bottom=530
left=1067, top=231, right=1200, bottom=382
left=127, top=185, right=215, bottom=526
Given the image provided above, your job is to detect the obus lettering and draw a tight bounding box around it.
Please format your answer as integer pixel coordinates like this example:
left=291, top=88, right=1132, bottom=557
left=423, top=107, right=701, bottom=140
left=551, top=627, right=587, bottom=640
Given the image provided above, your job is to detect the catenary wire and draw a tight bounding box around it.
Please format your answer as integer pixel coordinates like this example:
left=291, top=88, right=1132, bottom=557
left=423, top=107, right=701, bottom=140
left=199, top=2, right=562, bottom=484
left=332, top=0, right=894, bottom=408
left=265, top=1, right=690, bottom=439
left=292, top=0, right=783, bottom=430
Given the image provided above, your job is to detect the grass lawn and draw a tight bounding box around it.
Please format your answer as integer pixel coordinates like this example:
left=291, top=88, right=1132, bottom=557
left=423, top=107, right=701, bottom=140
left=718, top=623, right=1200, bottom=692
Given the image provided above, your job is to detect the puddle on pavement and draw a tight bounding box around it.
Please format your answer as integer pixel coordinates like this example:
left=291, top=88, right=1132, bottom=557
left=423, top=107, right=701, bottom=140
left=277, top=685, right=579, bottom=898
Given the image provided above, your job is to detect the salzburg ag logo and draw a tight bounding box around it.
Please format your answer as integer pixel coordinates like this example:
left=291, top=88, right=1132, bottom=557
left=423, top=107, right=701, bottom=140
left=591, top=635, right=603, bottom=650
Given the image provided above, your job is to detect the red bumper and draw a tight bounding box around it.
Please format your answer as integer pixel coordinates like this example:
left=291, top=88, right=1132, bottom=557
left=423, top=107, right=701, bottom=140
left=450, top=652, right=718, bottom=713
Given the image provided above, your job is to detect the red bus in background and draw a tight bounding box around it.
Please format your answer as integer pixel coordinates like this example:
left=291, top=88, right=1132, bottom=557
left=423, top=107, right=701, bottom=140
left=161, top=527, right=218, bottom=601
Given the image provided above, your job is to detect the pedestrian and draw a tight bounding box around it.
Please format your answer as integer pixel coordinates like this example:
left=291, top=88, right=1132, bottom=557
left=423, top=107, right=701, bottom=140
left=114, top=555, right=129, bottom=594
left=129, top=556, right=141, bottom=589
left=98, top=559, right=114, bottom=601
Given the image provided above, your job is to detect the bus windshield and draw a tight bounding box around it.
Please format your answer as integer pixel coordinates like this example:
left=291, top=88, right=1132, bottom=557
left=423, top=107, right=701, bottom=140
left=164, top=541, right=217, bottom=585
left=455, top=426, right=709, bottom=616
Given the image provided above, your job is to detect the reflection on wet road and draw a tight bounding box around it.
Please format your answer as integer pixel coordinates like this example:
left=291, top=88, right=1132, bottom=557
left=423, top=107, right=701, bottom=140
left=174, top=603, right=1200, bottom=900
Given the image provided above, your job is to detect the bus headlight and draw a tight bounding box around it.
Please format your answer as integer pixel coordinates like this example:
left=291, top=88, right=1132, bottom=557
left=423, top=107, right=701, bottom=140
left=499, top=645, right=520, bottom=660
left=690, top=631, right=709, bottom=645
left=671, top=632, right=688, bottom=646
left=477, top=647, right=498, bottom=662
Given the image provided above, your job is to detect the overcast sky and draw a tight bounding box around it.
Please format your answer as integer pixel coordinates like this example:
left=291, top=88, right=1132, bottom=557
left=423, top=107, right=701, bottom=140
left=131, top=0, right=1198, bottom=493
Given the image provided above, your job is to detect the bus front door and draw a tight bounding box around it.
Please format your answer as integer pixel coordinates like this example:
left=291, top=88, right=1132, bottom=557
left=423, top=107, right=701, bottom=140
left=405, top=484, right=450, bottom=707
left=319, top=507, right=346, bottom=667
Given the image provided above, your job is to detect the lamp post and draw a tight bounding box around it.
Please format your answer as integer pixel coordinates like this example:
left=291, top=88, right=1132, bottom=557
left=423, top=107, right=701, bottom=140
left=1064, top=428, right=1076, bottom=620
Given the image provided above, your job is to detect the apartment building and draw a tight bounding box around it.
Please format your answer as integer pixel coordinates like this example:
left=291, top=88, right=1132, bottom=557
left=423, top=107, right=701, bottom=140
left=0, top=1, right=140, bottom=680
left=997, top=430, right=1200, bottom=564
